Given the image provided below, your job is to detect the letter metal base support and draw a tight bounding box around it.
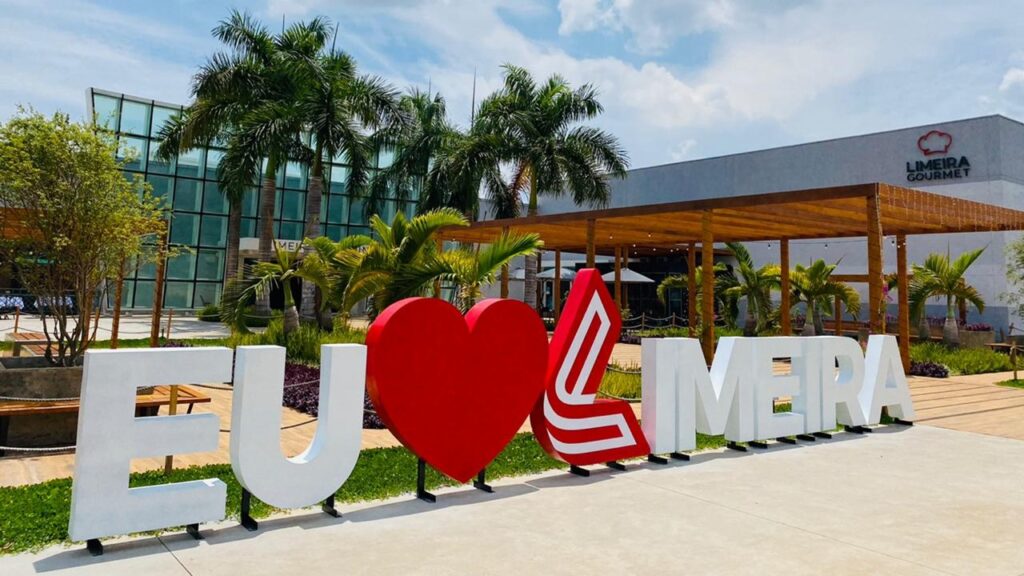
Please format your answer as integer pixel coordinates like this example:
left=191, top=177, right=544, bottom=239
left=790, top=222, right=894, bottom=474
left=569, top=464, right=590, bottom=477
left=748, top=440, right=769, bottom=449
left=727, top=441, right=747, bottom=452
left=240, top=489, right=259, bottom=531
left=648, top=452, right=691, bottom=465
left=776, top=436, right=797, bottom=445
left=86, top=538, right=103, bottom=557
left=322, top=495, right=340, bottom=518
left=813, top=431, right=833, bottom=439
left=186, top=523, right=204, bottom=541
left=844, top=425, right=871, bottom=434
left=417, top=459, right=436, bottom=503
left=894, top=418, right=914, bottom=426
left=473, top=469, right=493, bottom=493
left=606, top=461, right=627, bottom=471
left=796, top=434, right=816, bottom=442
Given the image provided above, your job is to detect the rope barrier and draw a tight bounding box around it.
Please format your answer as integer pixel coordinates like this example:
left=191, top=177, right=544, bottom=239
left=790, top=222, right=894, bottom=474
left=605, top=366, right=641, bottom=375
left=596, top=390, right=640, bottom=402
left=0, top=394, right=80, bottom=402
left=0, top=444, right=76, bottom=453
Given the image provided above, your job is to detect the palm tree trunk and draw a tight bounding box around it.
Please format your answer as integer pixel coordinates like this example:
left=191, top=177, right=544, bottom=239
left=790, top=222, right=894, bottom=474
left=814, top=301, right=825, bottom=335
left=283, top=305, right=300, bottom=334
left=301, top=158, right=324, bottom=323
left=224, top=196, right=242, bottom=285
left=523, top=170, right=539, bottom=310
left=943, top=296, right=959, bottom=346
left=743, top=302, right=756, bottom=336
left=802, top=302, right=817, bottom=336
left=256, top=168, right=277, bottom=315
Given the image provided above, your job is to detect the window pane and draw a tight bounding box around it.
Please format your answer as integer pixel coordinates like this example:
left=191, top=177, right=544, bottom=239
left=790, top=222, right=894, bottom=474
left=120, top=100, right=151, bottom=136
left=281, top=190, right=304, bottom=220
left=382, top=200, right=397, bottom=223
left=196, top=249, right=224, bottom=281
left=177, top=147, right=204, bottom=178
left=326, top=194, right=348, bottom=224
left=170, top=213, right=199, bottom=245
left=240, top=218, right=257, bottom=237
left=118, top=136, right=147, bottom=172
left=326, top=225, right=345, bottom=241
left=205, top=149, right=224, bottom=180
left=164, top=282, right=193, bottom=309
left=329, top=165, right=349, bottom=193
left=148, top=142, right=175, bottom=174
left=134, top=281, right=154, bottom=308
left=242, top=187, right=259, bottom=217
left=278, top=221, right=303, bottom=240
left=147, top=175, right=173, bottom=206
left=174, top=179, right=202, bottom=212
left=193, top=282, right=222, bottom=307
left=108, top=280, right=134, bottom=308
left=151, top=106, right=177, bottom=138
left=273, top=188, right=283, bottom=218
left=284, top=161, right=306, bottom=189
left=202, top=181, right=229, bottom=214
left=350, top=225, right=370, bottom=237
left=404, top=202, right=416, bottom=220
left=166, top=252, right=195, bottom=280
left=136, top=259, right=156, bottom=280
left=349, top=198, right=366, bottom=225
left=377, top=148, right=394, bottom=169
left=200, top=215, right=227, bottom=247
left=93, top=94, right=120, bottom=130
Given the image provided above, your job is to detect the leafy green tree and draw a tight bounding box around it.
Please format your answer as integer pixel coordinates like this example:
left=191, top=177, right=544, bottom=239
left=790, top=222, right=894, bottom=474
left=910, top=248, right=985, bottom=345
left=0, top=110, right=164, bottom=365
left=722, top=242, right=780, bottom=335
left=430, top=232, right=543, bottom=311
left=1005, top=236, right=1024, bottom=329
left=789, top=259, right=861, bottom=336
left=657, top=263, right=740, bottom=330
left=222, top=242, right=309, bottom=334
left=476, top=64, right=629, bottom=309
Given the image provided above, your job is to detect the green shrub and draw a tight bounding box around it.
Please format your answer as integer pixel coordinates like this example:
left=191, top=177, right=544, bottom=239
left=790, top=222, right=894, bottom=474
left=910, top=342, right=1019, bottom=375
left=228, top=320, right=366, bottom=364
left=600, top=366, right=641, bottom=399
left=197, top=303, right=220, bottom=322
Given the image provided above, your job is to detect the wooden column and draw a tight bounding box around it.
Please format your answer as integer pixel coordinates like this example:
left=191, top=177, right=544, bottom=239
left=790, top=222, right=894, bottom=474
left=779, top=239, right=791, bottom=336
left=614, top=245, right=622, bottom=306
left=867, top=192, right=884, bottom=334
left=701, top=211, right=715, bottom=363
left=433, top=238, right=443, bottom=298
left=149, top=226, right=169, bottom=347
left=896, top=233, right=910, bottom=371
left=554, top=249, right=562, bottom=321
left=500, top=226, right=510, bottom=298
left=687, top=242, right=697, bottom=338
left=585, top=219, right=596, bottom=268
left=536, top=251, right=544, bottom=309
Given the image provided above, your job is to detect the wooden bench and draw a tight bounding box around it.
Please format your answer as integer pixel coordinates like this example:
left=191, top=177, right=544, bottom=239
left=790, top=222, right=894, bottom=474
left=7, top=331, right=50, bottom=357
left=0, top=385, right=211, bottom=457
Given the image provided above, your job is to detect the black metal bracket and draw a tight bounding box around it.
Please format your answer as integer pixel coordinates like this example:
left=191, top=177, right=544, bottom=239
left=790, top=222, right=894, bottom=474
left=606, top=461, right=627, bottom=471
left=416, top=459, right=436, bottom=503
left=726, top=441, right=747, bottom=452
left=322, top=495, right=340, bottom=518
left=813, top=431, right=833, bottom=439
left=648, top=454, right=668, bottom=465
left=569, top=464, right=590, bottom=477
left=186, top=523, right=204, bottom=541
left=748, top=440, right=769, bottom=449
left=473, top=469, right=493, bottom=493
left=796, top=434, right=816, bottom=442
left=844, top=425, right=871, bottom=434
left=670, top=452, right=690, bottom=461
left=240, top=489, right=259, bottom=531
left=0, top=416, right=9, bottom=458
left=894, top=418, right=914, bottom=426
left=776, top=437, right=797, bottom=445
left=86, top=538, right=103, bottom=557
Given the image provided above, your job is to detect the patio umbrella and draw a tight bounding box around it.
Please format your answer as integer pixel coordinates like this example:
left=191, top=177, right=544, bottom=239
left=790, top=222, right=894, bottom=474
left=601, top=268, right=655, bottom=284
left=508, top=267, right=527, bottom=280
left=538, top=267, right=577, bottom=280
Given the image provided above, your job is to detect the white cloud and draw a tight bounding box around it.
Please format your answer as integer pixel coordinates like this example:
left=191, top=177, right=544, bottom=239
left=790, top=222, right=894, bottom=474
left=669, top=139, right=697, bottom=161
left=1000, top=68, right=1024, bottom=92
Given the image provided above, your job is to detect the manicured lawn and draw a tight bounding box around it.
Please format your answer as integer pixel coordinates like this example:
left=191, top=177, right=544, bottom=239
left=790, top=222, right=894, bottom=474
left=997, top=378, right=1024, bottom=389
left=910, top=342, right=1022, bottom=376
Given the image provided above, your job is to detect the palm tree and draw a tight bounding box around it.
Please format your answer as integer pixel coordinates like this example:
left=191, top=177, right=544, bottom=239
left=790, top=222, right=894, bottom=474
left=722, top=242, right=780, bottom=335
left=156, top=11, right=318, bottom=304
left=790, top=259, right=861, bottom=336
left=334, top=208, right=468, bottom=320
left=432, top=232, right=543, bottom=311
left=475, top=64, right=629, bottom=309
left=222, top=241, right=316, bottom=334
left=657, top=263, right=740, bottom=330
left=909, top=248, right=985, bottom=345
left=296, top=234, right=374, bottom=329
left=292, top=47, right=405, bottom=320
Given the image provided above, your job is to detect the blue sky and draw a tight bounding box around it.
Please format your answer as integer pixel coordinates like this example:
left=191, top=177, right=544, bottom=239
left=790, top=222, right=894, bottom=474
left=4, top=0, right=1024, bottom=169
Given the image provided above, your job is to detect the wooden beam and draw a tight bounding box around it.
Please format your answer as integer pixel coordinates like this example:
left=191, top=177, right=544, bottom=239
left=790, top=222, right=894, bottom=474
left=434, top=238, right=442, bottom=298
left=897, top=233, right=910, bottom=372
left=780, top=239, right=791, bottom=336
left=867, top=191, right=885, bottom=334
left=832, top=274, right=870, bottom=283
left=687, top=242, right=697, bottom=338
left=586, top=219, right=596, bottom=267
left=701, top=211, right=715, bottom=363
left=536, top=250, right=544, bottom=310
left=554, top=249, right=562, bottom=321
left=614, top=245, right=622, bottom=306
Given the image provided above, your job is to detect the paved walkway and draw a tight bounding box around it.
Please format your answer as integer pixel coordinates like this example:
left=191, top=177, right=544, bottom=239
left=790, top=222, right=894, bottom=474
left=3, top=425, right=1023, bottom=575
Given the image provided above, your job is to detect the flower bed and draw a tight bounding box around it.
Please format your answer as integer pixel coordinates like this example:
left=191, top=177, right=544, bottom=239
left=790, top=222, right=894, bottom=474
left=281, top=363, right=384, bottom=429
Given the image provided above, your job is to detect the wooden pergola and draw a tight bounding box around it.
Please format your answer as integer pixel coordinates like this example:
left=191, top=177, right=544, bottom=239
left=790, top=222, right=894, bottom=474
left=441, top=183, right=1024, bottom=368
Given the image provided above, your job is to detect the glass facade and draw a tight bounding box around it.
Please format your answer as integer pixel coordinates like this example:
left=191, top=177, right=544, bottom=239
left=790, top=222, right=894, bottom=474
left=90, top=88, right=418, bottom=309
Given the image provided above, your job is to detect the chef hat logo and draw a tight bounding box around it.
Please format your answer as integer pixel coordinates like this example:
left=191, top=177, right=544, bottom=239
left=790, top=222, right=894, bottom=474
left=917, top=130, right=952, bottom=156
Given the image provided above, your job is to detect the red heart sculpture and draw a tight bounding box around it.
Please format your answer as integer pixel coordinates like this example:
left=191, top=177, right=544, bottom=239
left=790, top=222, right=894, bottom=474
left=366, top=297, right=548, bottom=483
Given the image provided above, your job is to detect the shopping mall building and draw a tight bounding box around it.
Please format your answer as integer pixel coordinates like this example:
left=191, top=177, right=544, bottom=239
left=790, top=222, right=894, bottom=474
left=88, top=87, right=1024, bottom=330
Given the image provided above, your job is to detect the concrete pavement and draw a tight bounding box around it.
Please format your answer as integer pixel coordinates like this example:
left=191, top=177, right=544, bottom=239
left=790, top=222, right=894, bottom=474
left=3, top=425, right=1024, bottom=575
